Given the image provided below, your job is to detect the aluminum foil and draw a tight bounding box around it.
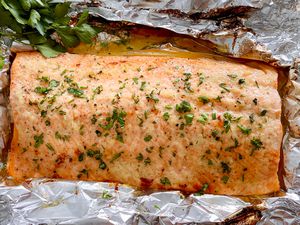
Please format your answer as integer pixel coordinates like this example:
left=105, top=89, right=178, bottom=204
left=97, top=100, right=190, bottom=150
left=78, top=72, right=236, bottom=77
left=1, top=0, right=300, bottom=224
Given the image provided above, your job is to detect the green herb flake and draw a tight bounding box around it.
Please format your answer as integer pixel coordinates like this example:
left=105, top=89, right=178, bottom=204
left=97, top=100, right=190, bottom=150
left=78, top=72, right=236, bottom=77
left=163, top=112, right=170, bottom=121
left=67, top=88, right=84, bottom=98
left=45, top=120, right=51, bottom=126
left=34, top=87, right=50, bottom=95
left=227, top=74, right=237, bottom=79
left=49, top=80, right=60, bottom=88
left=164, top=105, right=172, bottom=110
left=144, top=157, right=151, bottom=165
left=91, top=115, right=97, bottom=124
left=221, top=162, right=231, bottom=173
left=132, top=93, right=140, bottom=104
left=176, top=101, right=192, bottom=113
left=46, top=143, right=55, bottom=152
left=136, top=153, right=144, bottom=161
left=238, top=79, right=245, bottom=85
left=101, top=191, right=112, bottom=199
left=198, top=73, right=205, bottom=86
left=253, top=98, right=258, bottom=105
left=211, top=130, right=220, bottom=141
left=133, top=77, right=139, bottom=84
left=221, top=176, right=229, bottom=184
left=92, top=85, right=103, bottom=99
left=140, top=81, right=146, bottom=91
left=110, top=151, right=124, bottom=163
left=237, top=125, right=252, bottom=135
left=99, top=161, right=107, bottom=170
left=195, top=183, right=209, bottom=196
left=251, top=138, right=263, bottom=151
left=249, top=113, right=255, bottom=123
left=184, top=113, right=194, bottom=125
left=116, top=132, right=124, bottom=143
left=78, top=152, right=84, bottom=162
left=198, top=96, right=210, bottom=104
left=198, top=113, right=208, bottom=124
left=212, top=112, right=217, bottom=120
left=34, top=133, right=44, bottom=148
left=260, top=109, right=268, bottom=116
left=146, top=90, right=159, bottom=103
left=160, top=177, right=171, bottom=185
left=144, top=135, right=153, bottom=142
left=41, top=110, right=47, bottom=118
left=219, top=83, right=230, bottom=92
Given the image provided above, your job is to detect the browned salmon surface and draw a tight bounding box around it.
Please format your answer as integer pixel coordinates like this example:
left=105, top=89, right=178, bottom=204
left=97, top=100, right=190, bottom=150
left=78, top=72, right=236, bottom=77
left=8, top=52, right=282, bottom=195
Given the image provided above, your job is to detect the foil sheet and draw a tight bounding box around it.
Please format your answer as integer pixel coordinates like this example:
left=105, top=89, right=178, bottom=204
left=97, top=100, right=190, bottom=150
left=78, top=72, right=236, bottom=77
left=1, top=0, right=300, bottom=224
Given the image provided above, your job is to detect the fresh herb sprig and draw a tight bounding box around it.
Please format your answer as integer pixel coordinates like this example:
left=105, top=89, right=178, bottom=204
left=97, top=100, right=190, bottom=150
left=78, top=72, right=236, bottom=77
left=0, top=1, right=98, bottom=57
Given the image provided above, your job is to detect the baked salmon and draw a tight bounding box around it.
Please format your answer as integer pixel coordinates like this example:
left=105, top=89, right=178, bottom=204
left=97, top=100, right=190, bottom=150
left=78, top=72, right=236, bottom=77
left=8, top=52, right=282, bottom=195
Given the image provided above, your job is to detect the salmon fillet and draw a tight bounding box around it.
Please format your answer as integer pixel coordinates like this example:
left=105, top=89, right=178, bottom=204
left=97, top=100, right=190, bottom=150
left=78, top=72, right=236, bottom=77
left=8, top=52, right=282, bottom=195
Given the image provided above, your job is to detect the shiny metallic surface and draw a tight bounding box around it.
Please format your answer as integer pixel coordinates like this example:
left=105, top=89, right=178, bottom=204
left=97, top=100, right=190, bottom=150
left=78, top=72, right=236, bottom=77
left=1, top=0, right=300, bottom=224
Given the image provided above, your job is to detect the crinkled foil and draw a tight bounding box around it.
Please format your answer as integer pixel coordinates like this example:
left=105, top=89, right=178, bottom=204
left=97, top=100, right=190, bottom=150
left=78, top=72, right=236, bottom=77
left=1, top=0, right=300, bottom=224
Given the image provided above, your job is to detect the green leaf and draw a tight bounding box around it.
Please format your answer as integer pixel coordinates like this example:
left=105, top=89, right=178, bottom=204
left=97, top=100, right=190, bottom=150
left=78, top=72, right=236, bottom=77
left=30, top=0, right=46, bottom=8
left=1, top=0, right=28, bottom=25
left=20, top=0, right=31, bottom=11
left=54, top=3, right=70, bottom=18
left=36, top=43, right=65, bottom=58
left=27, top=33, right=47, bottom=44
left=56, top=27, right=80, bottom=48
left=73, top=24, right=97, bottom=44
left=28, top=9, right=45, bottom=35
left=77, top=10, right=89, bottom=26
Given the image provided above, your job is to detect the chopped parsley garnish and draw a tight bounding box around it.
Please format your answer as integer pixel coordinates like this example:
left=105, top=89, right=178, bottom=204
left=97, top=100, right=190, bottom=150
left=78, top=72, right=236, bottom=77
left=183, top=72, right=193, bottom=93
left=219, top=83, right=230, bottom=92
left=165, top=105, right=173, bottom=110
left=163, top=112, right=170, bottom=121
left=249, top=113, right=255, bottom=123
left=34, top=133, right=44, bottom=148
left=116, top=132, right=124, bottom=143
left=146, top=90, right=159, bottom=103
left=221, top=162, right=231, bottom=173
left=227, top=74, right=237, bottom=79
left=91, top=115, right=97, bottom=124
left=212, top=112, right=217, bottom=120
left=255, top=80, right=260, bottom=88
left=67, top=88, right=84, bottom=98
left=144, top=157, right=151, bottom=165
left=140, top=81, right=146, bottom=91
left=110, top=151, right=124, bottom=163
left=136, top=153, right=144, bottom=161
left=223, top=112, right=241, bottom=133
left=99, top=161, right=107, bottom=170
left=176, top=101, right=192, bottom=113
left=225, top=138, right=239, bottom=152
left=195, top=183, right=209, bottom=196
left=101, top=191, right=112, bottom=199
left=87, top=149, right=95, bottom=157
left=237, top=125, right=252, bottom=135
left=41, top=110, right=47, bottom=118
left=46, top=143, right=55, bottom=152
left=132, top=94, right=140, bottom=104
left=198, top=96, right=210, bottom=104
left=251, top=138, right=263, bottom=150
left=92, top=85, right=103, bottom=99
left=215, top=96, right=222, bottom=102
left=211, top=130, right=220, bottom=141
left=35, top=87, right=50, bottom=95
left=144, top=135, right=152, bottom=142
left=184, top=113, right=194, bottom=125
left=238, top=79, right=245, bottom=85
left=133, top=77, right=139, bottom=84
left=260, top=110, right=268, bottom=116
left=45, top=119, right=51, bottom=126
left=253, top=98, right=258, bottom=105
left=198, top=73, right=205, bottom=86
left=49, top=80, right=60, bottom=88
left=221, top=176, right=229, bottom=184
left=78, top=153, right=84, bottom=161
left=160, top=177, right=171, bottom=185
left=198, top=113, right=208, bottom=124
left=55, top=131, right=70, bottom=141
left=99, top=109, right=126, bottom=130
